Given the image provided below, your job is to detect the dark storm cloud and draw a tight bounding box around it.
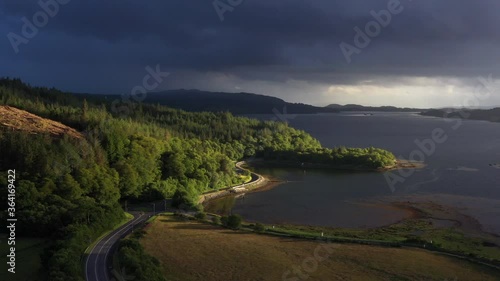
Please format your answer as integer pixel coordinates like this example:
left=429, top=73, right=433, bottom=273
left=1, top=0, right=500, bottom=97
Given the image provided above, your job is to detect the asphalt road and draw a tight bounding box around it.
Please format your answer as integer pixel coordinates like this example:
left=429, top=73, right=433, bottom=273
left=85, top=212, right=151, bottom=281
left=235, top=161, right=264, bottom=183
left=84, top=163, right=258, bottom=281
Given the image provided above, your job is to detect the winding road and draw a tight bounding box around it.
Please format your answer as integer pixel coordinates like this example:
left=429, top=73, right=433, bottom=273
left=84, top=161, right=263, bottom=281
left=234, top=161, right=265, bottom=188
left=85, top=212, right=151, bottom=281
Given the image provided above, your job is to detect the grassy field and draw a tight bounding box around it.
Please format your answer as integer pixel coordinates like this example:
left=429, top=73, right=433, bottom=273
left=271, top=219, right=500, bottom=262
left=0, top=237, right=46, bottom=281
left=140, top=215, right=500, bottom=281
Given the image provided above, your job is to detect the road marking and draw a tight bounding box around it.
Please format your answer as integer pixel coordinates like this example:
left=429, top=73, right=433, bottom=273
left=94, top=214, right=144, bottom=281
left=103, top=214, right=145, bottom=280
left=85, top=214, right=143, bottom=281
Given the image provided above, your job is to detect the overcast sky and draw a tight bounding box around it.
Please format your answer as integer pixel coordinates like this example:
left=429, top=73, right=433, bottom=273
left=2, top=0, right=500, bottom=107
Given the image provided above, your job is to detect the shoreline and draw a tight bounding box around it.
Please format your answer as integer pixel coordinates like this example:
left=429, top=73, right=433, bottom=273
left=201, top=158, right=426, bottom=211
left=200, top=177, right=285, bottom=208
left=198, top=161, right=271, bottom=205
left=201, top=161, right=497, bottom=239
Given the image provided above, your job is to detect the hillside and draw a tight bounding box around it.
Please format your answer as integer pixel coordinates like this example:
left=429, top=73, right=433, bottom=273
left=81, top=89, right=338, bottom=114
left=0, top=105, right=83, bottom=139
left=145, top=90, right=339, bottom=114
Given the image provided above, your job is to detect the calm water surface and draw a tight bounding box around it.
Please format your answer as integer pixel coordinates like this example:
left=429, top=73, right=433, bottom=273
left=207, top=113, right=500, bottom=228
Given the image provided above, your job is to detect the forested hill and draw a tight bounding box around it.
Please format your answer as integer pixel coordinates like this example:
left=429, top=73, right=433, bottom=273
left=326, top=104, right=424, bottom=112
left=0, top=78, right=395, bottom=280
left=82, top=89, right=338, bottom=114
left=421, top=108, right=500, bottom=122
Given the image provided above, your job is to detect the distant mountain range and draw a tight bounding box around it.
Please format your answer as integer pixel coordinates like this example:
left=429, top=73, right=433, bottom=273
left=142, top=90, right=338, bottom=114
left=81, top=89, right=429, bottom=114
left=326, top=104, right=424, bottom=112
